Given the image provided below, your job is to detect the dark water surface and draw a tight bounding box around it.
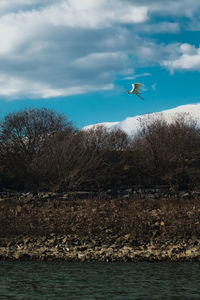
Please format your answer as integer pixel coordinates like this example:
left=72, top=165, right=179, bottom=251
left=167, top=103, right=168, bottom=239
left=0, top=261, right=200, bottom=299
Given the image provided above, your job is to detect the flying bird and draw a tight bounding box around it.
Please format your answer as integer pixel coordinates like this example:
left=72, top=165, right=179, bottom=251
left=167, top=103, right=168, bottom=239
left=125, top=83, right=144, bottom=100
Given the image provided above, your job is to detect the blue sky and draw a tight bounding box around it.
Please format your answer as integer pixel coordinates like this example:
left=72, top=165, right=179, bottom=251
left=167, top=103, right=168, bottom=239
left=0, top=0, right=200, bottom=128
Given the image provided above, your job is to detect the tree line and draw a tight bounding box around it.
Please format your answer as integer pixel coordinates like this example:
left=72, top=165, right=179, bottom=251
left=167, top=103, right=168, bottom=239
left=0, top=108, right=200, bottom=192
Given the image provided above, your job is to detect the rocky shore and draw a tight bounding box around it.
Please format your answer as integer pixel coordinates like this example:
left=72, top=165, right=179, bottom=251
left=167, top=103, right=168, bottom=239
left=0, top=234, right=200, bottom=262
left=0, top=190, right=200, bottom=262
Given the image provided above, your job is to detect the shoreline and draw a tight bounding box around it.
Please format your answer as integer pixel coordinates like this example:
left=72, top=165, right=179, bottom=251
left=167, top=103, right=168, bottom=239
left=1, top=235, right=200, bottom=262
left=1, top=191, right=200, bottom=262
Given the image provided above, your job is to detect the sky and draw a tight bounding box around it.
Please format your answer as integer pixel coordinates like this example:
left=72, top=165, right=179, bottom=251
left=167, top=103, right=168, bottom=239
left=0, top=0, right=200, bottom=128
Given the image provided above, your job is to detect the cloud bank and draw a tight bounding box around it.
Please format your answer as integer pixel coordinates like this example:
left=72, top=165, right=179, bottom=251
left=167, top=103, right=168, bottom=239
left=0, top=0, right=200, bottom=99
left=162, top=44, right=200, bottom=72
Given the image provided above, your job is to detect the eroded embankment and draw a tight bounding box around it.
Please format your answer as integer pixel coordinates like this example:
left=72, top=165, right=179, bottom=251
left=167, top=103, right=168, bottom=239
left=0, top=191, right=200, bottom=262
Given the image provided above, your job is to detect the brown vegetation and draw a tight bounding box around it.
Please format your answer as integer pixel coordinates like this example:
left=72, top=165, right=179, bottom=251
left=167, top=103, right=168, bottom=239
left=0, top=193, right=200, bottom=243
left=0, top=108, right=200, bottom=192
left=1, top=109, right=200, bottom=261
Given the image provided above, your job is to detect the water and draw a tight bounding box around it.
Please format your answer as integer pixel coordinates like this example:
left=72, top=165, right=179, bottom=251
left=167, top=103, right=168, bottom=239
left=0, top=262, right=200, bottom=299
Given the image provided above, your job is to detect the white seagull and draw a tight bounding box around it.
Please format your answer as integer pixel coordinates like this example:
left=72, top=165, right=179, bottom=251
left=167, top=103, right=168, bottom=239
left=125, top=83, right=144, bottom=100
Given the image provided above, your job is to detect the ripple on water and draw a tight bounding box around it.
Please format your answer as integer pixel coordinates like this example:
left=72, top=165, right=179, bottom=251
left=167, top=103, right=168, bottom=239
left=0, top=261, right=200, bottom=299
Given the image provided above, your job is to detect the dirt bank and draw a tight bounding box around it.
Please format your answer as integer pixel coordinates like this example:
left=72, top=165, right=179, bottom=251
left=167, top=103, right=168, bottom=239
left=0, top=191, right=200, bottom=262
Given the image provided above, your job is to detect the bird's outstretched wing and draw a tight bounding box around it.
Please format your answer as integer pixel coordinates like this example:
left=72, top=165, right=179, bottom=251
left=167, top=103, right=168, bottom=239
left=130, top=84, right=135, bottom=92
left=133, top=83, right=143, bottom=94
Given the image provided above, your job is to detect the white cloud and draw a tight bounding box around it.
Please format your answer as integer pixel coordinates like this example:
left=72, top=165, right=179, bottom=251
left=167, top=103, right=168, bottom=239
left=0, top=0, right=150, bottom=98
left=147, top=0, right=200, bottom=18
left=0, top=73, right=114, bottom=99
left=0, top=0, right=200, bottom=99
left=123, top=73, right=151, bottom=80
left=162, top=43, right=200, bottom=71
left=2, top=0, right=148, bottom=31
left=138, top=22, right=180, bottom=34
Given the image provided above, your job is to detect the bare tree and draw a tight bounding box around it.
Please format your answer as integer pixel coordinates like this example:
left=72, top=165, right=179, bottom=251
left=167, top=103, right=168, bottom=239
left=0, top=108, right=73, bottom=189
left=131, top=113, right=200, bottom=188
left=82, top=125, right=130, bottom=151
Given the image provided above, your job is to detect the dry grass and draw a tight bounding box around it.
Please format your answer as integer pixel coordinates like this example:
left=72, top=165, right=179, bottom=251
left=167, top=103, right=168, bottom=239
left=1, top=195, right=200, bottom=243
